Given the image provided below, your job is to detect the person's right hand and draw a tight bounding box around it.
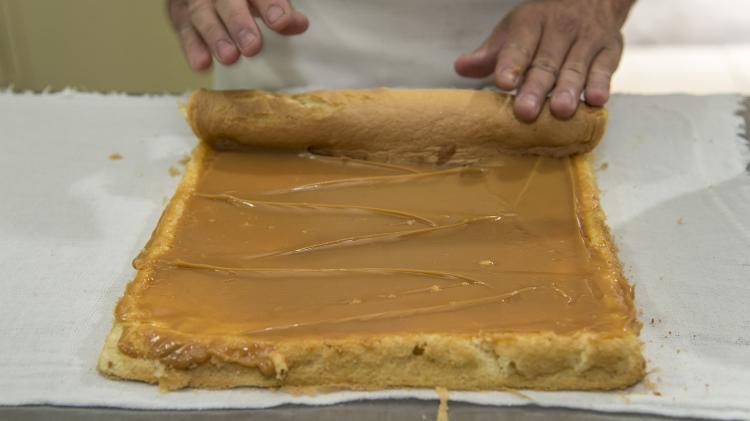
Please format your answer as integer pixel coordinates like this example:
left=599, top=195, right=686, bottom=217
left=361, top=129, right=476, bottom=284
left=167, top=0, right=309, bottom=71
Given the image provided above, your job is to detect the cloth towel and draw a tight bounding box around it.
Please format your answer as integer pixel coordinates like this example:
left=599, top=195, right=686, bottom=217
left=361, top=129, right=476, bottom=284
left=0, top=90, right=748, bottom=420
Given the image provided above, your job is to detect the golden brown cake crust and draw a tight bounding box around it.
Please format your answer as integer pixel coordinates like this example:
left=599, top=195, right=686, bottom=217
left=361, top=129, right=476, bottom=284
left=187, top=88, right=608, bottom=163
left=98, top=89, right=643, bottom=392
left=99, top=323, right=644, bottom=392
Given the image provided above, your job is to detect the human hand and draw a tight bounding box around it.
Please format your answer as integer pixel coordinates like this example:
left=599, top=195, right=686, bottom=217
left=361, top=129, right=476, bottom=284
left=167, top=0, right=309, bottom=71
left=454, top=0, right=634, bottom=122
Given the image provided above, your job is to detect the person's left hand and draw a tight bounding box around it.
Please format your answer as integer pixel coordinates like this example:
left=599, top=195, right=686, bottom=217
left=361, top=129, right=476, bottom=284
left=454, top=0, right=634, bottom=122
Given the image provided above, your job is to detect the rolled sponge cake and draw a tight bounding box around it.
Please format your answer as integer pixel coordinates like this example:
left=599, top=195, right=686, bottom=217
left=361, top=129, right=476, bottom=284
left=187, top=88, right=607, bottom=162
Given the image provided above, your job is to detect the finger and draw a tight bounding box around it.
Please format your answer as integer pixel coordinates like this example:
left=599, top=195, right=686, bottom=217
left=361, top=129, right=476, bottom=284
left=585, top=37, right=623, bottom=107
left=188, top=0, right=240, bottom=65
left=550, top=41, right=602, bottom=118
left=513, top=28, right=575, bottom=122
left=454, top=24, right=506, bottom=78
left=168, top=0, right=212, bottom=70
left=493, top=20, right=542, bottom=90
left=215, top=0, right=262, bottom=57
left=249, top=0, right=309, bottom=35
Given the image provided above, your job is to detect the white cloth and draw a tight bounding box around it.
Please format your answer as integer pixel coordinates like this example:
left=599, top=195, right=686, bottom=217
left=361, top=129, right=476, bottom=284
left=0, top=89, right=749, bottom=419
left=213, top=1, right=750, bottom=94
left=214, top=0, right=519, bottom=90
left=614, top=44, right=750, bottom=95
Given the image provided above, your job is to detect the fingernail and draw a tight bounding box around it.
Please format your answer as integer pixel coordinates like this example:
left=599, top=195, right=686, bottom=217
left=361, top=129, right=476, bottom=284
left=237, top=29, right=256, bottom=51
left=499, top=67, right=518, bottom=86
left=517, top=93, right=539, bottom=110
left=216, top=39, right=234, bottom=60
left=267, top=5, right=285, bottom=24
left=556, top=90, right=575, bottom=107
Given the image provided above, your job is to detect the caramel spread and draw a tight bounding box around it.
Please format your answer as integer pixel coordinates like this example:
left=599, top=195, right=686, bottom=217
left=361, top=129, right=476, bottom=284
left=116, top=147, right=635, bottom=368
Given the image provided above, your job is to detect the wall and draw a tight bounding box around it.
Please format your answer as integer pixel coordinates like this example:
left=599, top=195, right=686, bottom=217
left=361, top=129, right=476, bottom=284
left=0, top=0, right=211, bottom=93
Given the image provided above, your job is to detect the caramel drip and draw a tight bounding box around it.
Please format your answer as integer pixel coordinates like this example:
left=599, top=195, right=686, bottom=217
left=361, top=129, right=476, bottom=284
left=173, top=260, right=590, bottom=281
left=273, top=166, right=486, bottom=193
left=196, top=193, right=437, bottom=227
left=270, top=215, right=503, bottom=258
left=512, top=156, right=542, bottom=210
left=236, top=285, right=576, bottom=335
left=172, top=260, right=490, bottom=287
left=297, top=152, right=420, bottom=174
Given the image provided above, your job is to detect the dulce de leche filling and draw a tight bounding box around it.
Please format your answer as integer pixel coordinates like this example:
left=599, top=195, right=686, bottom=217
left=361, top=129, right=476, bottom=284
left=116, top=147, right=635, bottom=368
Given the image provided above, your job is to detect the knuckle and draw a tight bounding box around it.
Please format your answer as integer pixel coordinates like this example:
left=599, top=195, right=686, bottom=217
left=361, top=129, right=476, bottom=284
left=561, top=62, right=587, bottom=77
left=524, top=71, right=554, bottom=91
left=530, top=56, right=559, bottom=77
left=199, top=24, right=224, bottom=41
left=223, top=0, right=247, bottom=14
left=503, top=42, right=534, bottom=61
left=560, top=63, right=587, bottom=80
left=555, top=75, right=584, bottom=92
left=589, top=68, right=613, bottom=81
left=208, top=25, right=227, bottom=40
left=188, top=13, right=225, bottom=38
left=178, top=25, right=195, bottom=40
left=226, top=12, right=250, bottom=30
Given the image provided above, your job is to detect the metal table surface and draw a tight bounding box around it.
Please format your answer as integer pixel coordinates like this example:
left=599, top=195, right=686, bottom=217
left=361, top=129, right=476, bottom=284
left=0, top=401, right=703, bottom=420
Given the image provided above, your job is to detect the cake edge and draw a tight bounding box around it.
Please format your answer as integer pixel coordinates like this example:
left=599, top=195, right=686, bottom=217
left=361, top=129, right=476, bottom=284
left=98, top=323, right=644, bottom=392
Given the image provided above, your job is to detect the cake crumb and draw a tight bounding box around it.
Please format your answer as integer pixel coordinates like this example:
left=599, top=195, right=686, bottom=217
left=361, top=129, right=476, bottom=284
left=677, top=217, right=684, bottom=225
left=108, top=152, right=123, bottom=160
left=500, top=387, right=533, bottom=401
left=178, top=154, right=191, bottom=165
left=598, top=161, right=609, bottom=171
left=649, top=318, right=655, bottom=326
left=642, top=377, right=662, bottom=397
left=168, top=165, right=181, bottom=177
left=436, top=387, right=449, bottom=421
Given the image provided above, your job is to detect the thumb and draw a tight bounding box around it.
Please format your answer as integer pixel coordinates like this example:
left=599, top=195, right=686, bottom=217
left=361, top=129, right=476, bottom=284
left=454, top=25, right=506, bottom=78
